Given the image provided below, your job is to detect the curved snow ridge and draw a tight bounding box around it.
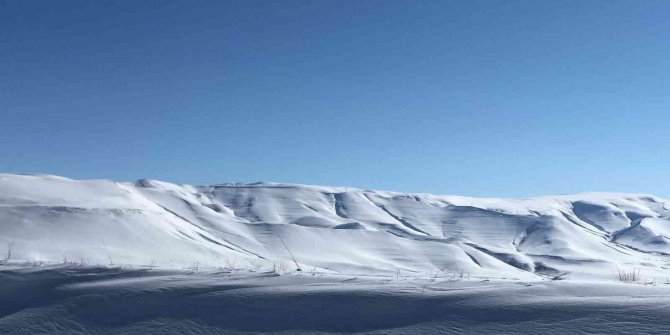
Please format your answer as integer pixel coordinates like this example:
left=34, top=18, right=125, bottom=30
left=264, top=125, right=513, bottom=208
left=1, top=174, right=669, bottom=280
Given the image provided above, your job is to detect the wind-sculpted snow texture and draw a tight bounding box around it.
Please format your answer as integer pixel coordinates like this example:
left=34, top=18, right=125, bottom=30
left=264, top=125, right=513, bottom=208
left=1, top=174, right=670, bottom=280
left=2, top=266, right=670, bottom=335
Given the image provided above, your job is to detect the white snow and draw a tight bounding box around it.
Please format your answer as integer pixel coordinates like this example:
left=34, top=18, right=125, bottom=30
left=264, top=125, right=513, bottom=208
left=1, top=173, right=670, bottom=282
left=1, top=265, right=670, bottom=334
left=3, top=174, right=670, bottom=334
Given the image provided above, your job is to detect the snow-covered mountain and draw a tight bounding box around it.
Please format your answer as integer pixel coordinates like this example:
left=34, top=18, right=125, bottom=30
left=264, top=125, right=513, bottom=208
left=1, top=173, right=669, bottom=280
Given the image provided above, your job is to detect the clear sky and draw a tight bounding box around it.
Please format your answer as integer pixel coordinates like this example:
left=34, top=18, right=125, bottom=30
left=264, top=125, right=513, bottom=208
left=1, top=1, right=669, bottom=197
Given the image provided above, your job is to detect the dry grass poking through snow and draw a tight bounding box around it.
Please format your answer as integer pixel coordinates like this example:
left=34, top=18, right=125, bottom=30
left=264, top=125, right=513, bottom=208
left=0, top=240, right=13, bottom=264
left=617, top=268, right=642, bottom=283
left=616, top=268, right=658, bottom=285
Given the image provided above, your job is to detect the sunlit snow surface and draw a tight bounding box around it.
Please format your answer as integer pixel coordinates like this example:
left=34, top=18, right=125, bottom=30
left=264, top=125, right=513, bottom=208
left=2, top=174, right=670, bottom=334
left=2, top=173, right=670, bottom=280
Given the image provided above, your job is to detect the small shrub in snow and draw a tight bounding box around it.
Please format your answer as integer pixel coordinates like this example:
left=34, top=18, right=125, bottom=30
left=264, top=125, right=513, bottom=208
left=617, top=268, right=642, bottom=283
left=224, top=257, right=236, bottom=272
left=2, top=240, right=14, bottom=263
left=249, top=260, right=263, bottom=272
left=273, top=261, right=291, bottom=274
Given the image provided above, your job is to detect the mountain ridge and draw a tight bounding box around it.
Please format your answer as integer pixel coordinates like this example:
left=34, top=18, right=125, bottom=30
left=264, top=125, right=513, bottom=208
left=1, top=173, right=669, bottom=281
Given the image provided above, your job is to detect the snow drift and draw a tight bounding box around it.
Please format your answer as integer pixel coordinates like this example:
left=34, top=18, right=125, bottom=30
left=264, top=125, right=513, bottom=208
left=1, top=173, right=669, bottom=280
left=3, top=266, right=670, bottom=335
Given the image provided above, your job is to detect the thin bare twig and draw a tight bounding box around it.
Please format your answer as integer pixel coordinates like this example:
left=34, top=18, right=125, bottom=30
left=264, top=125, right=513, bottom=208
left=278, top=234, right=301, bottom=271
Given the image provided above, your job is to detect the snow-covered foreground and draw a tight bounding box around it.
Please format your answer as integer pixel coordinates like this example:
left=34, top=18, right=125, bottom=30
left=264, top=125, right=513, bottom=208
left=3, top=174, right=670, bottom=333
left=1, top=265, right=670, bottom=334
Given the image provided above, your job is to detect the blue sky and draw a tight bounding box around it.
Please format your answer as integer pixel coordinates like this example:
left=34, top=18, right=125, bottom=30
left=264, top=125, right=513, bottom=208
left=1, top=1, right=669, bottom=197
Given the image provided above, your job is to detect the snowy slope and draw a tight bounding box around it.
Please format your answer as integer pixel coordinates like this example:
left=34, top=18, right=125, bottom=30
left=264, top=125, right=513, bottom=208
left=1, top=173, right=670, bottom=280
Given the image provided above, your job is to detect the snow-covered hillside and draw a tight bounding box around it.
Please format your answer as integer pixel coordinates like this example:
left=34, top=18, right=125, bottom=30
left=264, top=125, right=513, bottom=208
left=1, top=173, right=669, bottom=281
